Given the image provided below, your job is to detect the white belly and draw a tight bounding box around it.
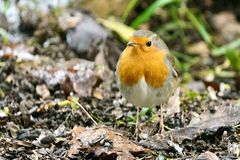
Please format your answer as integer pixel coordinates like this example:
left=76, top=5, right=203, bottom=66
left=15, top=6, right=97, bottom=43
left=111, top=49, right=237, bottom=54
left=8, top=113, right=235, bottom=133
left=118, top=77, right=174, bottom=107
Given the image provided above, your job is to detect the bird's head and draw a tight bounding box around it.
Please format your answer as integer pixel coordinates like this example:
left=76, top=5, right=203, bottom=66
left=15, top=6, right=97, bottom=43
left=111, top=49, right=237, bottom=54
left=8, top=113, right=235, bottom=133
left=126, top=30, right=169, bottom=54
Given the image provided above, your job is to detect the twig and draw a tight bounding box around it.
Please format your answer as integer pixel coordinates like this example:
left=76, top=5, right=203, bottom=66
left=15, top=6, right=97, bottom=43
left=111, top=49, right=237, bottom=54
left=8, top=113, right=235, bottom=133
left=71, top=98, right=98, bottom=125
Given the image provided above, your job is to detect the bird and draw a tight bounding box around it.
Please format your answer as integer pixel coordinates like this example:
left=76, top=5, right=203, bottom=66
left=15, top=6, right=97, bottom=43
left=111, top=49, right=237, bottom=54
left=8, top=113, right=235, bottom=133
left=115, top=30, right=178, bottom=135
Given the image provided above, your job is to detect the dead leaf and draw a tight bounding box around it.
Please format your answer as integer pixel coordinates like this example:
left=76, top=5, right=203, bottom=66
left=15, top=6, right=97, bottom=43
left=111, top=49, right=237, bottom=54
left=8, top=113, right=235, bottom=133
left=0, top=107, right=10, bottom=118
left=207, top=86, right=218, bottom=100
left=93, top=90, right=103, bottom=100
left=170, top=105, right=240, bottom=143
left=165, top=87, right=181, bottom=117
left=211, top=11, right=240, bottom=42
left=15, top=140, right=33, bottom=148
left=37, top=101, right=56, bottom=112
left=203, top=80, right=220, bottom=91
left=228, top=142, right=240, bottom=157
left=31, top=58, right=113, bottom=97
left=7, top=122, right=19, bottom=139
left=187, top=41, right=210, bottom=57
left=68, top=126, right=150, bottom=159
left=80, top=0, right=130, bottom=18
left=140, top=103, right=240, bottom=149
left=60, top=76, right=73, bottom=96
left=0, top=44, right=36, bottom=61
left=36, top=84, right=50, bottom=99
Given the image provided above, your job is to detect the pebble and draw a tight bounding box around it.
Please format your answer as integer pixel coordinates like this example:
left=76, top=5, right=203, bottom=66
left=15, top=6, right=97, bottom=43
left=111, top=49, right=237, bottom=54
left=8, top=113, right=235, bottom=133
left=40, top=134, right=55, bottom=144
left=113, top=99, right=120, bottom=107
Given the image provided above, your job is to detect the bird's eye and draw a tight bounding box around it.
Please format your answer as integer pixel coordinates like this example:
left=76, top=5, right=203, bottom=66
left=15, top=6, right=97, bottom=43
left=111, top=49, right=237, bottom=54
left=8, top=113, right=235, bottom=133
left=146, top=41, right=152, bottom=47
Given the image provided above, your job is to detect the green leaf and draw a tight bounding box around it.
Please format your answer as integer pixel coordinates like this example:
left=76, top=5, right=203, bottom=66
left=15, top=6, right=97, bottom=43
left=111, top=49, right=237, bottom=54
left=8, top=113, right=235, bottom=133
left=0, top=28, right=9, bottom=44
left=131, top=0, right=177, bottom=28
left=98, top=18, right=135, bottom=42
left=139, top=107, right=152, bottom=116
left=212, top=38, right=240, bottom=56
left=185, top=8, right=212, bottom=45
left=226, top=50, right=240, bottom=72
left=0, top=87, right=5, bottom=97
left=3, top=0, right=10, bottom=14
left=121, top=0, right=138, bottom=22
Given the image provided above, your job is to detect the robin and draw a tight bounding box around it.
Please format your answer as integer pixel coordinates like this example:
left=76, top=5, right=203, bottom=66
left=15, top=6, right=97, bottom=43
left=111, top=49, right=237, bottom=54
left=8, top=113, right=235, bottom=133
left=116, top=30, right=178, bottom=134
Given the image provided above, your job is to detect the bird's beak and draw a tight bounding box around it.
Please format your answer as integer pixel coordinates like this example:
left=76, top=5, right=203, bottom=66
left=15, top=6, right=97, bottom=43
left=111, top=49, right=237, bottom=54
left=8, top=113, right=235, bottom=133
left=127, top=41, right=137, bottom=46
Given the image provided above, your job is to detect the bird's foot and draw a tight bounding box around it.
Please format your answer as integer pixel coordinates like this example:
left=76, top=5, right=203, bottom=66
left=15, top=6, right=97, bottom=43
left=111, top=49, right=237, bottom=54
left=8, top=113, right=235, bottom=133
left=134, top=125, right=140, bottom=140
left=159, top=122, right=165, bottom=134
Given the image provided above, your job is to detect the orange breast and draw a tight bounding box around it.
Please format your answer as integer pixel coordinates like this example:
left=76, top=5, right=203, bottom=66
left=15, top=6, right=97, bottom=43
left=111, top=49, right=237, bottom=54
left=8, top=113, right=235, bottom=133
left=117, top=47, right=168, bottom=88
left=118, top=47, right=144, bottom=86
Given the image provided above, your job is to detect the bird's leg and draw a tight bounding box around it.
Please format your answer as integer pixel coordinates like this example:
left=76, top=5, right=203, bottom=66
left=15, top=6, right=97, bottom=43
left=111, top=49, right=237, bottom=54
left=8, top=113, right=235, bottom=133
left=134, top=106, right=140, bottom=139
left=159, top=104, right=164, bottom=133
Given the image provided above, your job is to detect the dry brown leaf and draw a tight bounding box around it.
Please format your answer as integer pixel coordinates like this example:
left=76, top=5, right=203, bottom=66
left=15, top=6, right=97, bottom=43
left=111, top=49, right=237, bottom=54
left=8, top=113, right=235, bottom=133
left=171, top=105, right=240, bottom=143
left=68, top=126, right=150, bottom=159
left=31, top=58, right=113, bottom=98
left=165, top=87, right=181, bottom=117
left=93, top=89, right=104, bottom=100
left=211, top=11, right=240, bottom=42
left=15, top=140, right=33, bottom=148
left=36, top=84, right=50, bottom=99
left=187, top=41, right=210, bottom=57
left=140, top=104, right=240, bottom=149
left=0, top=44, right=35, bottom=61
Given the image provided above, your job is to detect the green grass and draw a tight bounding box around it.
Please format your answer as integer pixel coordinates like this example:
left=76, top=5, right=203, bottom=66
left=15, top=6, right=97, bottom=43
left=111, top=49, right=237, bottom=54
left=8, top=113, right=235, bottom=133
left=2, top=0, right=10, bottom=14
left=130, top=0, right=179, bottom=28
left=212, top=38, right=240, bottom=56
left=184, top=8, right=212, bottom=45
left=0, top=28, right=8, bottom=44
left=226, top=50, right=240, bottom=72
left=121, top=0, right=138, bottom=22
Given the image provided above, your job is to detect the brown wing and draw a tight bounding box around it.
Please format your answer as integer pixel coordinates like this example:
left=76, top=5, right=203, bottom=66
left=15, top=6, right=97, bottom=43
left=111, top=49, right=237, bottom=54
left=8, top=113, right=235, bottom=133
left=166, top=53, right=178, bottom=79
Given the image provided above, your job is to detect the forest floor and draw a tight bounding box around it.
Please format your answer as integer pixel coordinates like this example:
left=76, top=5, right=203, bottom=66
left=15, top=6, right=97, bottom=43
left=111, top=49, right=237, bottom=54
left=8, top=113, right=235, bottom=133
left=0, top=0, right=240, bottom=159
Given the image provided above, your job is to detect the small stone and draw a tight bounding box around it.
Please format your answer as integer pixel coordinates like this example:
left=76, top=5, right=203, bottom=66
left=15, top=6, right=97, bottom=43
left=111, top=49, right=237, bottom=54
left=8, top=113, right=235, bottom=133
left=111, top=107, right=123, bottom=120
left=196, top=151, right=220, bottom=160
left=113, top=99, right=120, bottom=107
left=228, top=142, right=240, bottom=157
left=139, top=133, right=148, bottom=139
left=40, top=134, right=55, bottom=144
left=118, top=98, right=127, bottom=105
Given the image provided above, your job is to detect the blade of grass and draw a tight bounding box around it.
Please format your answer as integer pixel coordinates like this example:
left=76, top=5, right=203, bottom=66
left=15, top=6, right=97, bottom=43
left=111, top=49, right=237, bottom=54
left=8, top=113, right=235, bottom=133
left=130, top=0, right=177, bottom=28
left=226, top=50, right=240, bottom=72
left=160, top=21, right=187, bottom=31
left=212, top=38, right=240, bottom=56
left=70, top=97, right=98, bottom=125
left=98, top=18, right=135, bottom=42
left=3, top=0, right=10, bottom=14
left=185, top=8, right=212, bottom=45
left=0, top=28, right=8, bottom=44
left=169, top=4, right=189, bottom=47
left=121, top=0, right=138, bottom=23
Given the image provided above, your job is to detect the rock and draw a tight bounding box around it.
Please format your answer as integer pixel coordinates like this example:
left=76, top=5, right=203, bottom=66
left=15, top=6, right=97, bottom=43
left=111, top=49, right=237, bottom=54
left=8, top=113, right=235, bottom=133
left=196, top=151, right=220, bottom=160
